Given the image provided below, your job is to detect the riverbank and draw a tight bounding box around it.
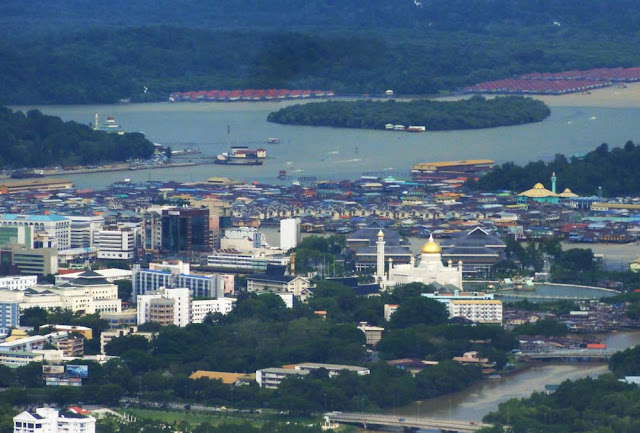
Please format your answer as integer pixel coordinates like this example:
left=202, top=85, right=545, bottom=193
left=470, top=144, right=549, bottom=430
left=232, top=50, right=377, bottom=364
left=528, top=81, right=640, bottom=108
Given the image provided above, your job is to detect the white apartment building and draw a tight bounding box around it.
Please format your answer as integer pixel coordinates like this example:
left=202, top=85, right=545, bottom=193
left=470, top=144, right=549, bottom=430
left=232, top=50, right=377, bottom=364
left=422, top=290, right=502, bottom=324
left=0, top=275, right=38, bottom=291
left=191, top=298, right=236, bottom=323
left=449, top=300, right=503, bottom=324
left=13, top=408, right=96, bottom=433
left=0, top=214, right=71, bottom=250
left=207, top=251, right=290, bottom=272
left=64, top=215, right=104, bottom=248
left=137, top=287, right=191, bottom=327
left=280, top=218, right=301, bottom=251
left=256, top=362, right=369, bottom=389
left=96, top=227, right=136, bottom=260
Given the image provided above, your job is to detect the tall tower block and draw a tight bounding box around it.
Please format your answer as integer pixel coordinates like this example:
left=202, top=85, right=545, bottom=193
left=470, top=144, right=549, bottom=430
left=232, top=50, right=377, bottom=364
left=551, top=172, right=557, bottom=194
left=376, top=230, right=385, bottom=283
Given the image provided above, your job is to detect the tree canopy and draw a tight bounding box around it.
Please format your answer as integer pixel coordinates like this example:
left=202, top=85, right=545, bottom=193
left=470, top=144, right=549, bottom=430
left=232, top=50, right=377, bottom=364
left=267, top=96, right=551, bottom=131
left=0, top=107, right=154, bottom=168
left=469, top=140, right=640, bottom=196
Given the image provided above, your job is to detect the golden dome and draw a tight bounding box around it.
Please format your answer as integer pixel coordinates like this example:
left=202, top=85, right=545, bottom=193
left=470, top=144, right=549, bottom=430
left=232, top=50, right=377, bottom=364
left=421, top=234, right=441, bottom=254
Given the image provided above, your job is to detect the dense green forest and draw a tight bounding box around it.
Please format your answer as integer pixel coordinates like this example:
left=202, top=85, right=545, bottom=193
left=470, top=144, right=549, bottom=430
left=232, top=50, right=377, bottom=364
left=0, top=106, right=154, bottom=168
left=468, top=141, right=640, bottom=196
left=266, top=96, right=550, bottom=130
left=479, top=375, right=640, bottom=433
left=3, top=1, right=640, bottom=103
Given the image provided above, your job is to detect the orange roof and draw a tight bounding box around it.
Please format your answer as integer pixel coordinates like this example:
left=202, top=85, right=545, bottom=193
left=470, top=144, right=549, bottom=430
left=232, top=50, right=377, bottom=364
left=189, top=370, right=255, bottom=384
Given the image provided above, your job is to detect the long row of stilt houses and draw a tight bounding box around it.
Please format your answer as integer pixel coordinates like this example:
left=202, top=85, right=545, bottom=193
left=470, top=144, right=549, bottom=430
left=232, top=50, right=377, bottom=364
left=464, top=66, right=640, bottom=95
left=169, top=88, right=334, bottom=102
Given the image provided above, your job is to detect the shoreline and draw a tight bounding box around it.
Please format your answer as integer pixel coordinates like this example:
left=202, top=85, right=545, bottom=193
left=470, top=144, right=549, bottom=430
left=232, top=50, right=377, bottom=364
left=13, top=81, right=640, bottom=113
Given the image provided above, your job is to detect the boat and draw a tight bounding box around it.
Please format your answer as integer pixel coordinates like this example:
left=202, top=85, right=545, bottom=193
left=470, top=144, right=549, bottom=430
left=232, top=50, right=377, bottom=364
left=214, top=146, right=266, bottom=165
left=267, top=137, right=280, bottom=144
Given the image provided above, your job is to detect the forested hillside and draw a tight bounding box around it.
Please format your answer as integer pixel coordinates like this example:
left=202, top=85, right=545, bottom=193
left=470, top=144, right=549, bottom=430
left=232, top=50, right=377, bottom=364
left=267, top=96, right=550, bottom=130
left=2, top=2, right=640, bottom=104
left=0, top=106, right=155, bottom=168
left=468, top=141, right=640, bottom=196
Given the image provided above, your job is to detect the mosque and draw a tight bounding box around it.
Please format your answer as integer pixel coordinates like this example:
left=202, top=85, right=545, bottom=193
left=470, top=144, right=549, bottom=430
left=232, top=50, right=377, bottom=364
left=517, top=172, right=579, bottom=204
left=375, top=231, right=462, bottom=290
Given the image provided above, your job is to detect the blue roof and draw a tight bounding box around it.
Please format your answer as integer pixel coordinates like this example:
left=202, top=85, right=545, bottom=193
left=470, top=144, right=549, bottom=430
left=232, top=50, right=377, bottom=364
left=0, top=214, right=68, bottom=222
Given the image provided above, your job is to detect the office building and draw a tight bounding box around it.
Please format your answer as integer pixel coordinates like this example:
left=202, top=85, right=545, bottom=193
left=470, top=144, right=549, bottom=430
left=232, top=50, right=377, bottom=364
left=0, top=226, right=33, bottom=248
left=0, top=300, right=19, bottom=334
left=0, top=245, right=58, bottom=275
left=280, top=218, right=301, bottom=251
left=161, top=207, right=210, bottom=255
left=64, top=215, right=104, bottom=248
left=206, top=251, right=290, bottom=272
left=132, top=262, right=227, bottom=299
left=96, top=227, right=136, bottom=260
left=0, top=214, right=71, bottom=250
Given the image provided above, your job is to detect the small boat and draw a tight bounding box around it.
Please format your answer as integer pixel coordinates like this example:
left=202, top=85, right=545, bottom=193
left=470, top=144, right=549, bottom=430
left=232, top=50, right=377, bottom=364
left=267, top=137, right=280, bottom=144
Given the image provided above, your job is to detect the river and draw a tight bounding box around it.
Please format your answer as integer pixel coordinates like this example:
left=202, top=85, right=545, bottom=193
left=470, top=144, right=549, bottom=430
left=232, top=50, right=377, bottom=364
left=15, top=102, right=640, bottom=189
left=392, top=330, right=640, bottom=425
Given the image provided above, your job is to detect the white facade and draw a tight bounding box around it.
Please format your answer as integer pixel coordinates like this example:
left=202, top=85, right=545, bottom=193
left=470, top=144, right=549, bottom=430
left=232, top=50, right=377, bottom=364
left=96, top=228, right=135, bottom=260
left=385, top=235, right=463, bottom=289
left=64, top=215, right=104, bottom=248
left=13, top=408, right=96, bottom=433
left=137, top=287, right=191, bottom=327
left=133, top=262, right=226, bottom=299
left=1, top=281, right=121, bottom=315
left=206, top=251, right=290, bottom=272
left=0, top=275, right=38, bottom=291
left=220, top=227, right=269, bottom=252
left=0, top=214, right=71, bottom=251
left=280, top=218, right=301, bottom=251
left=191, top=298, right=236, bottom=323
left=449, top=300, right=503, bottom=324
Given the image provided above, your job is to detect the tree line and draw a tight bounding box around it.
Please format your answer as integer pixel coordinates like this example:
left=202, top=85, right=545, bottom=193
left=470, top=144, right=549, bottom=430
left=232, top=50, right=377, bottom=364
left=0, top=107, right=155, bottom=168
left=267, top=96, right=551, bottom=131
left=468, top=141, right=640, bottom=196
left=3, top=21, right=640, bottom=104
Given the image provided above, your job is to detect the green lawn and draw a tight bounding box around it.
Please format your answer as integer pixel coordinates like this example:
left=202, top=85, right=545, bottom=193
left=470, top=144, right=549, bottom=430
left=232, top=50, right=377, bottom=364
left=117, top=407, right=320, bottom=428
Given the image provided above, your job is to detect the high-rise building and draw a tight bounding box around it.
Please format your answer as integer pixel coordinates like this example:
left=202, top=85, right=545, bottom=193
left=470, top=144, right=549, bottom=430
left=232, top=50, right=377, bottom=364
left=64, top=215, right=104, bottom=248
left=96, top=227, right=136, bottom=260
left=137, top=287, right=191, bottom=327
left=161, top=208, right=210, bottom=255
left=0, top=300, right=19, bottom=334
left=280, top=218, right=301, bottom=251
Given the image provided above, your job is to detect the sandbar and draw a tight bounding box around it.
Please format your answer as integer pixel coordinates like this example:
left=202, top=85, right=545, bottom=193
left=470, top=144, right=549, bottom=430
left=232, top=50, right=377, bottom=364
left=529, top=82, right=640, bottom=108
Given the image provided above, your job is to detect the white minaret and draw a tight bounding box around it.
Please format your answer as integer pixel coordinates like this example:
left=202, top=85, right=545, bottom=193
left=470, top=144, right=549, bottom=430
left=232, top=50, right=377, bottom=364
left=376, top=230, right=385, bottom=285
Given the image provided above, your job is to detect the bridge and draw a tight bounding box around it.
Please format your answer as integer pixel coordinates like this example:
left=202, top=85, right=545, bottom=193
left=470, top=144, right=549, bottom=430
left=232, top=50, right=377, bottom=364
left=517, top=349, right=615, bottom=361
left=325, top=411, right=491, bottom=433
